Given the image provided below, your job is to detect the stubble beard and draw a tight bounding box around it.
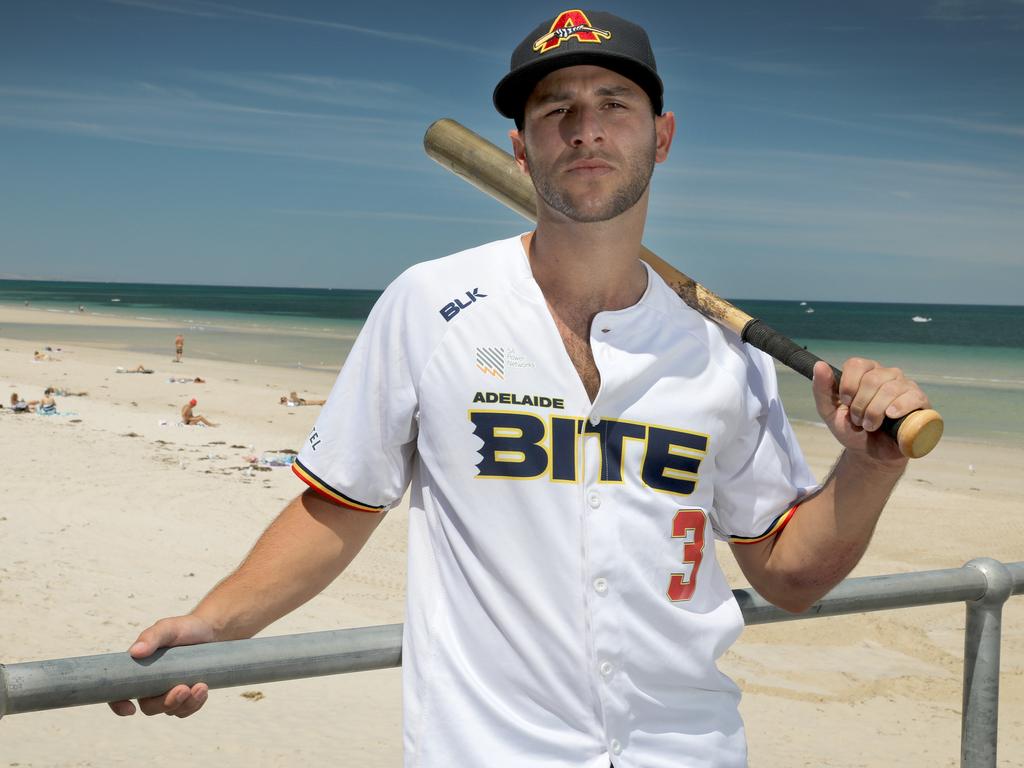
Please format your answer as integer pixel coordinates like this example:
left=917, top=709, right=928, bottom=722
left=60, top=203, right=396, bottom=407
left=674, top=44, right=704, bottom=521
left=527, top=131, right=657, bottom=223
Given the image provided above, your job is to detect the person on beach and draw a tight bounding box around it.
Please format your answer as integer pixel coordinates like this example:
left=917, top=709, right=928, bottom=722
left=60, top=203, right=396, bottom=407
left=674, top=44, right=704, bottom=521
left=279, top=391, right=326, bottom=406
left=9, top=392, right=35, bottom=413
left=174, top=334, right=184, bottom=363
left=180, top=398, right=216, bottom=427
left=37, top=388, right=58, bottom=415
left=50, top=386, right=88, bottom=397
left=111, top=10, right=932, bottom=767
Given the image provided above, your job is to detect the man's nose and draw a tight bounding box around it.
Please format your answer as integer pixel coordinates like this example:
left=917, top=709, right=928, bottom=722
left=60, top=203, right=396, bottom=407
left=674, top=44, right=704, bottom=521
left=566, top=105, right=604, bottom=146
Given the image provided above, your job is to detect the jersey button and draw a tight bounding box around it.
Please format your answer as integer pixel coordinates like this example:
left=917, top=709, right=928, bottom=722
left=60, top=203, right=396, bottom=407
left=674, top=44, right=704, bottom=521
left=589, top=415, right=600, bottom=426
left=610, top=739, right=623, bottom=756
left=599, top=660, right=614, bottom=677
left=588, top=492, right=601, bottom=509
left=593, top=577, right=609, bottom=594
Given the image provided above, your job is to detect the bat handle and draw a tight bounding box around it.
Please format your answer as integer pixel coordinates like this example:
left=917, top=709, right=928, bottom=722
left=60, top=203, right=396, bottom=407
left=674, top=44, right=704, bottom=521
left=742, top=319, right=944, bottom=459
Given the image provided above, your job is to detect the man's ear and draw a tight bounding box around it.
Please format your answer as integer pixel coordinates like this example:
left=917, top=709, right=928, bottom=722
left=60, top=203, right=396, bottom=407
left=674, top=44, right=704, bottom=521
left=509, top=129, right=529, bottom=175
left=654, top=111, right=676, bottom=165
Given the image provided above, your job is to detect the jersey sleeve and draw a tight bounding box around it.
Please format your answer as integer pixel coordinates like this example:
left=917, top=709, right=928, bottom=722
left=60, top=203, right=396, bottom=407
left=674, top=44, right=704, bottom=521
left=711, top=349, right=818, bottom=543
left=293, top=273, right=424, bottom=512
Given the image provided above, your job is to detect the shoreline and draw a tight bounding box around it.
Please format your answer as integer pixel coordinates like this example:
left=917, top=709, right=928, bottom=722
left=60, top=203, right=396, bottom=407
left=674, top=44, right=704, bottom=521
left=0, top=304, right=359, bottom=373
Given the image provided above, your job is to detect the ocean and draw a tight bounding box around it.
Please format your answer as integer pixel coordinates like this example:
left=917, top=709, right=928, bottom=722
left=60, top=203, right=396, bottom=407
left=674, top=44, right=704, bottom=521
left=1, top=279, right=1022, bottom=446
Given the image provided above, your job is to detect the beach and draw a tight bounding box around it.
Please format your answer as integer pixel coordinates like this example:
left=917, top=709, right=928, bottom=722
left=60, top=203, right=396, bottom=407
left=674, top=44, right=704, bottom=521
left=1, top=303, right=1022, bottom=767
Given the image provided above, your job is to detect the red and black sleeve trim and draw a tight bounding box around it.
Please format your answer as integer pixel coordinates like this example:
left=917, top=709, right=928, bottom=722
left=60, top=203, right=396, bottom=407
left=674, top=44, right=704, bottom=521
left=291, top=458, right=387, bottom=513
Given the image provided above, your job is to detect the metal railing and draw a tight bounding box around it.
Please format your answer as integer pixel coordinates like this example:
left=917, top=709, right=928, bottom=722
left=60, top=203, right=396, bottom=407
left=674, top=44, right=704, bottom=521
left=3, top=558, right=1022, bottom=767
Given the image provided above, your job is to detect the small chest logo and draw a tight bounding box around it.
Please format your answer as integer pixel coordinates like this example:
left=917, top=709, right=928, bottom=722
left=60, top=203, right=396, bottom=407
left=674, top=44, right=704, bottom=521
left=475, top=347, right=535, bottom=379
left=440, top=287, right=487, bottom=322
left=476, top=347, right=505, bottom=379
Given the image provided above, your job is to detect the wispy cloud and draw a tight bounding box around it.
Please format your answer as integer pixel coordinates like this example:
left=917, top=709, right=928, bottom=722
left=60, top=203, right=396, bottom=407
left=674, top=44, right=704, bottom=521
left=925, top=0, right=990, bottom=21
left=0, top=81, right=431, bottom=171
left=647, top=145, right=1024, bottom=269
left=924, top=0, right=1024, bottom=26
left=272, top=209, right=515, bottom=226
left=679, top=101, right=1024, bottom=162
left=892, top=113, right=1024, bottom=139
left=662, top=48, right=826, bottom=79
left=103, top=0, right=224, bottom=18
left=103, top=0, right=499, bottom=57
left=188, top=71, right=431, bottom=111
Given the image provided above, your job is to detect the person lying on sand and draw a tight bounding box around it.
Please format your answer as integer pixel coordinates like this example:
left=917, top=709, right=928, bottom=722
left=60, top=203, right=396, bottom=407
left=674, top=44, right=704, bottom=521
left=181, top=398, right=217, bottom=427
left=50, top=387, right=88, bottom=396
left=117, top=365, right=154, bottom=374
left=279, top=391, right=326, bottom=407
left=33, top=350, right=60, bottom=362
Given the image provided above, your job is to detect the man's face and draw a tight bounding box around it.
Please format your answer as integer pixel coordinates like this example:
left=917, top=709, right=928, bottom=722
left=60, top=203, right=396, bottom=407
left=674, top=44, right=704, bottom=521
left=511, top=65, right=674, bottom=224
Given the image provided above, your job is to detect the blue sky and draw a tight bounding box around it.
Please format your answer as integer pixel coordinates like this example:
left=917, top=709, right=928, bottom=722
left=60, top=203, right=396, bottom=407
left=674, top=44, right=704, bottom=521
left=1, top=0, right=1021, bottom=303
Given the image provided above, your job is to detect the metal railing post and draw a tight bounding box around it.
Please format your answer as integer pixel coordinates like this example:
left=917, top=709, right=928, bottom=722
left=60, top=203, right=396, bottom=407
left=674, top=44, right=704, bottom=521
left=961, top=558, right=1014, bottom=768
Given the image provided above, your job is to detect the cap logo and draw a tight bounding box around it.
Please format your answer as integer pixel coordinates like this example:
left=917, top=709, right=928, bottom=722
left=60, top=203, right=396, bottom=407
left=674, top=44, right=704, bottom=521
left=532, top=9, right=611, bottom=53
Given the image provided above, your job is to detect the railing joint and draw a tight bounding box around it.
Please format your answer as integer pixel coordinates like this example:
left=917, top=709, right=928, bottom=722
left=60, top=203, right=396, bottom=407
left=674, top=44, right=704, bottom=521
left=964, top=558, right=1014, bottom=606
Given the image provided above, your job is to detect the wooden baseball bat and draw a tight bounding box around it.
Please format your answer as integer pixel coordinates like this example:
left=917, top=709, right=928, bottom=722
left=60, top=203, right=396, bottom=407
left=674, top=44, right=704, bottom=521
left=423, top=118, right=944, bottom=459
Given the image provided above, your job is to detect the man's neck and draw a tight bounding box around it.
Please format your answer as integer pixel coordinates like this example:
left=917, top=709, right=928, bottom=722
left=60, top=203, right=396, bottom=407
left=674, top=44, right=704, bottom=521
left=526, top=208, right=649, bottom=314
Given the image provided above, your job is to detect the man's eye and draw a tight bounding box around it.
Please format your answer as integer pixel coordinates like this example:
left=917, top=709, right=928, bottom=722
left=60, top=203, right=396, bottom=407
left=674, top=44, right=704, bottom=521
left=547, top=107, right=569, bottom=116
left=604, top=101, right=625, bottom=109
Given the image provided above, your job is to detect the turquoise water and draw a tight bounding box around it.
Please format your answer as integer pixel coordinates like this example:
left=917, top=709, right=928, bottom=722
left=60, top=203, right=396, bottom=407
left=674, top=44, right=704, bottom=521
left=773, top=339, right=1024, bottom=446
left=0, top=279, right=367, bottom=370
left=1, top=280, right=1021, bottom=444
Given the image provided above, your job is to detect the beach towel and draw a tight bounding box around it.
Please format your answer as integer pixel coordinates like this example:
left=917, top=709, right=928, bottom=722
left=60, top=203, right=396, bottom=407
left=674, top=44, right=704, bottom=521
left=36, top=408, right=77, bottom=417
left=259, top=451, right=297, bottom=467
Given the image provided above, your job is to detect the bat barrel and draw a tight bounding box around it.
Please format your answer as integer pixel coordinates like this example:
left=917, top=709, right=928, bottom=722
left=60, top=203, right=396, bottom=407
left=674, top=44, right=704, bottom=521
left=424, top=118, right=538, bottom=221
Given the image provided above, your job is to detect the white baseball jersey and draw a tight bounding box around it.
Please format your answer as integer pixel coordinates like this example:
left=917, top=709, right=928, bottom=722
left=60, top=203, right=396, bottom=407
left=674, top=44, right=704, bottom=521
left=294, top=234, right=817, bottom=768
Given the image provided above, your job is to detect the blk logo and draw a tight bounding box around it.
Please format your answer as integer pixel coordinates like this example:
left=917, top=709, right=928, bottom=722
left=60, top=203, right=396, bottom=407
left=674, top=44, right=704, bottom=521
left=440, top=288, right=487, bottom=322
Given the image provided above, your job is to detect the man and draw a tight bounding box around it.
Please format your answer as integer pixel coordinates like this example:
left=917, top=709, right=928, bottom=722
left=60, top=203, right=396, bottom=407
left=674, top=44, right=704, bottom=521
left=174, top=333, right=184, bottom=363
left=181, top=397, right=217, bottom=427
left=110, top=10, right=929, bottom=767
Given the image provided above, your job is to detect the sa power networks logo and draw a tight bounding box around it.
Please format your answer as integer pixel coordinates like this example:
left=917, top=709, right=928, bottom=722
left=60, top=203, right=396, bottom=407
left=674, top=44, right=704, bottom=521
left=475, top=347, right=535, bottom=380
left=533, top=9, right=611, bottom=53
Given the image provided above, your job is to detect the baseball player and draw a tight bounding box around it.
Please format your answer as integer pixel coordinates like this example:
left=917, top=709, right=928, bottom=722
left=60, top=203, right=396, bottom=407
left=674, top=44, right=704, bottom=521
left=110, top=10, right=930, bottom=767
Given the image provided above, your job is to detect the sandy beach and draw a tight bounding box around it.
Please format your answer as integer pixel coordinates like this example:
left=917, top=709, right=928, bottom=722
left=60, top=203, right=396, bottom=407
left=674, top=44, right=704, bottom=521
left=2, top=304, right=1021, bottom=767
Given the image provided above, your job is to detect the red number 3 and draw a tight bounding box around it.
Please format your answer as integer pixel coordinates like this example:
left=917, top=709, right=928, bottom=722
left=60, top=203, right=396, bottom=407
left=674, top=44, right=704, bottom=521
left=667, top=508, right=707, bottom=601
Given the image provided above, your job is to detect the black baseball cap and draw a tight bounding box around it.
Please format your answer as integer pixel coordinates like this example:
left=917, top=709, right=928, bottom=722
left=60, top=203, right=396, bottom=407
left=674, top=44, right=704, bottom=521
left=493, top=9, right=663, bottom=125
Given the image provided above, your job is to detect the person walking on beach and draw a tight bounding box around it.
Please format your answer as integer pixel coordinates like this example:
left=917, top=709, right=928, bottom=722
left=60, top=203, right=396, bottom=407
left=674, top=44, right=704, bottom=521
left=111, top=10, right=931, bottom=767
left=174, top=334, right=184, bottom=363
left=180, top=398, right=216, bottom=427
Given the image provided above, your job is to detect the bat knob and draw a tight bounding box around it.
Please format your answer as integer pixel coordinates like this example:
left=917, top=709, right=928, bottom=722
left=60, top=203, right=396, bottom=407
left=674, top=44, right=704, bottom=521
left=891, top=408, right=944, bottom=458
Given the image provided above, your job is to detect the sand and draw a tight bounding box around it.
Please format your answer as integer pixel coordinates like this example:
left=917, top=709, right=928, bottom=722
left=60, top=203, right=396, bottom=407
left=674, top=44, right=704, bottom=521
left=1, top=304, right=1021, bottom=767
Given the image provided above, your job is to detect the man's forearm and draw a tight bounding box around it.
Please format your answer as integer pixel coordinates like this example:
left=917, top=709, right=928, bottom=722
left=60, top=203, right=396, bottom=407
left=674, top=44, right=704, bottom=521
left=754, top=451, right=906, bottom=611
left=191, top=489, right=385, bottom=640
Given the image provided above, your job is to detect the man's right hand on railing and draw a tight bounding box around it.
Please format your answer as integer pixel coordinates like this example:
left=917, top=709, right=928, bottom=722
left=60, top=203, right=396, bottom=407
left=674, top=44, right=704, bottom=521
left=105, top=491, right=386, bottom=719
left=107, top=613, right=216, bottom=718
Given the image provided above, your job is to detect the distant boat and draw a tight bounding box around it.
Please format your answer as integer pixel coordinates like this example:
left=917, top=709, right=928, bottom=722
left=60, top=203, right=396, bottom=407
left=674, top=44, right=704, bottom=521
left=799, top=301, right=807, bottom=306
left=805, top=308, right=815, bottom=314
left=110, top=298, right=121, bottom=302
left=912, top=316, right=932, bottom=323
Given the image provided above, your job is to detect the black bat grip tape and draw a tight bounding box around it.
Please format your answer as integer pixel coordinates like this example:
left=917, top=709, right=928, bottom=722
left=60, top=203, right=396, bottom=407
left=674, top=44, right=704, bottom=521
left=741, top=319, right=906, bottom=443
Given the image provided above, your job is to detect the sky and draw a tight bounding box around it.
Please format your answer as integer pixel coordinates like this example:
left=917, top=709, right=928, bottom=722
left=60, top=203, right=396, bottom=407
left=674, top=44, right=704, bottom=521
left=0, top=0, right=1022, bottom=304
